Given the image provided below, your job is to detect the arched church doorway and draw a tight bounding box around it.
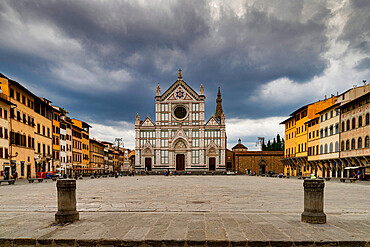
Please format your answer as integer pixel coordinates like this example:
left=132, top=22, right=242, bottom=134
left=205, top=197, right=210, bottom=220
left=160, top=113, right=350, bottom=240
left=209, top=158, right=216, bottom=171
left=145, top=158, right=152, bottom=171
left=176, top=154, right=185, bottom=170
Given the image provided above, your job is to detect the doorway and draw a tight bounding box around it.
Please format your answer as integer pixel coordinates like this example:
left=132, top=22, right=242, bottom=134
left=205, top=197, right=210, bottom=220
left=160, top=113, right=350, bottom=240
left=176, top=154, right=185, bottom=171
left=226, top=162, right=232, bottom=171
left=145, top=158, right=152, bottom=171
left=209, top=157, right=216, bottom=171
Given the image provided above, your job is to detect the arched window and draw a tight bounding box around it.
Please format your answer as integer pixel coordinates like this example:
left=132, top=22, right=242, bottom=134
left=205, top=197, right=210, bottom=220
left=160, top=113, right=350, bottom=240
left=359, top=116, right=363, bottom=127
left=324, top=144, right=328, bottom=154
left=341, top=141, right=345, bottom=151
left=366, top=113, right=370, bottom=125
left=329, top=142, right=333, bottom=153
left=347, top=120, right=350, bottom=130
left=342, top=121, right=345, bottom=132
left=352, top=118, right=356, bottom=129
left=320, top=145, right=323, bottom=154
left=358, top=137, right=362, bottom=149
left=365, top=136, right=370, bottom=148
left=346, top=140, right=350, bottom=150
left=351, top=138, right=356, bottom=149
left=335, top=141, right=339, bottom=152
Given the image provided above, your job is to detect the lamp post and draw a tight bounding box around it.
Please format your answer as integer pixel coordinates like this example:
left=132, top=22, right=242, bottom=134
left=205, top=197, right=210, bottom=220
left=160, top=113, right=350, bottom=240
left=115, top=138, right=123, bottom=172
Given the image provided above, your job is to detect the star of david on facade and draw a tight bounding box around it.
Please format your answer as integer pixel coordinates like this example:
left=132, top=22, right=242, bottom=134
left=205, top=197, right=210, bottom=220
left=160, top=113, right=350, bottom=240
left=176, top=90, right=185, bottom=99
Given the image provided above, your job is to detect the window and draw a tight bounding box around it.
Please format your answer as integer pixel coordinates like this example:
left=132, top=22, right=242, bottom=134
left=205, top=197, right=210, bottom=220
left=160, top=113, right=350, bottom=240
left=324, top=127, right=328, bottom=137
left=330, top=110, right=333, bottom=118
left=346, top=140, right=350, bottom=150
left=320, top=129, right=323, bottom=138
left=329, top=125, right=333, bottom=135
left=192, top=150, right=199, bottom=164
left=335, top=141, right=339, bottom=152
left=325, top=113, right=328, bottom=120
left=351, top=139, right=355, bottom=149
left=366, top=113, right=370, bottom=125
left=352, top=118, right=356, bottom=129
left=0, top=127, right=3, bottom=138
left=320, top=145, right=323, bottom=154
left=10, top=88, right=14, bottom=98
left=346, top=120, right=350, bottom=131
left=192, top=103, right=200, bottom=111
left=321, top=115, right=323, bottom=122
left=16, top=92, right=20, bottom=101
left=359, top=116, right=363, bottom=127
left=42, top=126, right=45, bottom=136
left=160, top=150, right=169, bottom=164
left=365, top=136, right=370, bottom=148
left=4, top=110, right=7, bottom=119
left=342, top=121, right=345, bottom=132
left=358, top=137, right=362, bottom=149
left=324, top=144, right=328, bottom=154
left=37, top=124, right=40, bottom=133
left=329, top=143, right=333, bottom=153
left=17, top=110, right=21, bottom=121
left=22, top=95, right=25, bottom=104
left=335, top=124, right=339, bottom=134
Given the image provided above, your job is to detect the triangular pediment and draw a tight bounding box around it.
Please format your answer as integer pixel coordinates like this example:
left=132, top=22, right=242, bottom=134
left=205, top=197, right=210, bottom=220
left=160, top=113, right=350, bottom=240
left=171, top=128, right=189, bottom=142
left=140, top=116, right=155, bottom=127
left=207, top=140, right=219, bottom=154
left=205, top=116, right=220, bottom=126
left=161, top=80, right=200, bottom=101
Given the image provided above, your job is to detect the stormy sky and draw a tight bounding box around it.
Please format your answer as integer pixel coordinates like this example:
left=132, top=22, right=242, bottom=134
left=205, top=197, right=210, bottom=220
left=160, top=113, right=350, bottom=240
left=0, top=0, right=369, bottom=149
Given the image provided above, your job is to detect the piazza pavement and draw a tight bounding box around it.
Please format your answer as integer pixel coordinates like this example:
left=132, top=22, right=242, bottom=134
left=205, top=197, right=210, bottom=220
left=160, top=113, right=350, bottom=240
left=0, top=175, right=369, bottom=246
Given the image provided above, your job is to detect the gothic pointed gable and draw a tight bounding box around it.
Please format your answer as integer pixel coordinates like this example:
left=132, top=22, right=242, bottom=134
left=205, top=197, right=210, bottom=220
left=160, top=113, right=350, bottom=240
left=143, top=141, right=154, bottom=156
left=161, top=79, right=200, bottom=102
left=207, top=140, right=219, bottom=154
left=140, top=116, right=155, bottom=127
left=171, top=128, right=189, bottom=143
left=205, top=115, right=220, bottom=126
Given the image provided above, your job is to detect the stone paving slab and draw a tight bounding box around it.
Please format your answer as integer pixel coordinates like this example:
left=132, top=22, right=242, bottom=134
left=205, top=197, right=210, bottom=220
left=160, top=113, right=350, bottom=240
left=0, top=176, right=369, bottom=246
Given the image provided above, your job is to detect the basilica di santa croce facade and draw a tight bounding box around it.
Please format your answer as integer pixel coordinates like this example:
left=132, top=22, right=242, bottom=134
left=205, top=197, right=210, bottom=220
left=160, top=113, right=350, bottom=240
left=135, top=70, right=226, bottom=172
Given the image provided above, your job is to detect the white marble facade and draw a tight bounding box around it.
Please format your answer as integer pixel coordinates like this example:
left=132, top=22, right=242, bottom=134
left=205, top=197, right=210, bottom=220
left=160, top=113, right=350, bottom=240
left=135, top=71, right=226, bottom=172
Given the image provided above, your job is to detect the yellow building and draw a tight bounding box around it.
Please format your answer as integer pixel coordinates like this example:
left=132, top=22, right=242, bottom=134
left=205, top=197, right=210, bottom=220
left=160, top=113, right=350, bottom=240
left=306, top=117, right=321, bottom=175
left=89, top=138, right=104, bottom=174
left=0, top=74, right=36, bottom=178
left=280, top=116, right=296, bottom=175
left=52, top=107, right=61, bottom=172
left=34, top=98, right=53, bottom=175
left=0, top=93, right=16, bottom=179
left=281, top=96, right=337, bottom=176
left=72, top=119, right=91, bottom=175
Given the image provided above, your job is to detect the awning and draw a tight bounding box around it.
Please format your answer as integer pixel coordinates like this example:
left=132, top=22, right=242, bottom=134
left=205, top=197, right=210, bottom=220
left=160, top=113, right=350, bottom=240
left=344, top=167, right=359, bottom=169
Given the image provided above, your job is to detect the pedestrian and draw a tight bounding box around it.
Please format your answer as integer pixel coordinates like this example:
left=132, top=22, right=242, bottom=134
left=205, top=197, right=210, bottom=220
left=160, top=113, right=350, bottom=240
left=357, top=170, right=361, bottom=180
left=15, top=171, right=18, bottom=180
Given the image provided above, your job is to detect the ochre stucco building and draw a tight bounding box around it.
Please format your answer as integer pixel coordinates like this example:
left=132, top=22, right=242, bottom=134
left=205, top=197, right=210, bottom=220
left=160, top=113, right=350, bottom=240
left=226, top=139, right=284, bottom=174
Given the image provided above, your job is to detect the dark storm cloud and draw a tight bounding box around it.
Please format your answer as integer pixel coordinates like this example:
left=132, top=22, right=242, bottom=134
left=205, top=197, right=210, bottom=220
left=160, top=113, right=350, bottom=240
left=339, top=0, right=370, bottom=53
left=0, top=0, right=364, bottom=126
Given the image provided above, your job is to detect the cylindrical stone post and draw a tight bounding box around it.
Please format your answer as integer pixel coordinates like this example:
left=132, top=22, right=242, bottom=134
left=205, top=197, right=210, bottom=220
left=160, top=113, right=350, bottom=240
left=55, top=179, right=79, bottom=223
left=301, top=179, right=326, bottom=224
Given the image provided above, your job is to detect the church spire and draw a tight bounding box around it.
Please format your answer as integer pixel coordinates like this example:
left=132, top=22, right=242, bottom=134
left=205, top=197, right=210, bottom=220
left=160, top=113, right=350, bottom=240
left=215, top=86, right=223, bottom=122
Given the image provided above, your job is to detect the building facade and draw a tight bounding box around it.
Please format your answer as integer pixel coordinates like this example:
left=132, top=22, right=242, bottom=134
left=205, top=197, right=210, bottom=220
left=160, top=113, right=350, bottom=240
left=281, top=82, right=370, bottom=178
left=135, top=70, right=226, bottom=172
left=226, top=139, right=284, bottom=174
left=89, top=139, right=105, bottom=174
left=0, top=95, right=15, bottom=179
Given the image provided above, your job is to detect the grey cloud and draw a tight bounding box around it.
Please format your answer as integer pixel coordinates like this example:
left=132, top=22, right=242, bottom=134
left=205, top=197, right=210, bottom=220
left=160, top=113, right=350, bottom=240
left=0, top=0, right=360, bottom=123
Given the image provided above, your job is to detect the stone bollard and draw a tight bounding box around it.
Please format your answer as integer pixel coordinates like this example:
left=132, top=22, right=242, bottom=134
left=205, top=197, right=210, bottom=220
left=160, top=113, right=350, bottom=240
left=55, top=179, right=79, bottom=223
left=301, top=179, right=326, bottom=224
